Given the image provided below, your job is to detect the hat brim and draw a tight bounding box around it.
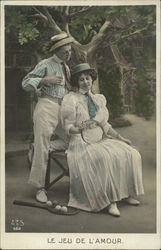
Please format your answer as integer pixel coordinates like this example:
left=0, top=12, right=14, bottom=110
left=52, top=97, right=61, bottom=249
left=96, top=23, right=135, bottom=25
left=72, top=68, right=97, bottom=76
left=50, top=37, right=74, bottom=52
left=71, top=68, right=97, bottom=82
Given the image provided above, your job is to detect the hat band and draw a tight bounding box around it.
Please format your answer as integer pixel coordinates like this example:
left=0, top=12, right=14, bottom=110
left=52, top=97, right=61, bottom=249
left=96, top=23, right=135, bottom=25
left=71, top=64, right=93, bottom=76
left=50, top=37, right=74, bottom=52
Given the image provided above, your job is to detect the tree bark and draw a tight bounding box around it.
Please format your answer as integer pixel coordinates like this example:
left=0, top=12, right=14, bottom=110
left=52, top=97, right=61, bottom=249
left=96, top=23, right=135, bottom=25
left=87, top=51, right=100, bottom=93
left=42, top=7, right=62, bottom=34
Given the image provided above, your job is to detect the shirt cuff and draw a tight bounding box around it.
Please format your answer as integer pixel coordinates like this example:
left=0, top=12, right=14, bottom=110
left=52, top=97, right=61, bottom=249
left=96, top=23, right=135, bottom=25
left=65, top=124, right=74, bottom=135
left=103, top=122, right=112, bottom=134
left=22, top=78, right=42, bottom=92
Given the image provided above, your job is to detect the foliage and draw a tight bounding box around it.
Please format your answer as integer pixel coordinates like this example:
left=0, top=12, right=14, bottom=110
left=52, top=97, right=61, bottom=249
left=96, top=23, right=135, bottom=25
left=119, top=27, right=156, bottom=120
left=69, top=7, right=106, bottom=44
left=18, top=24, right=39, bottom=45
left=5, top=5, right=156, bottom=46
left=5, top=6, right=40, bottom=44
left=5, top=5, right=156, bottom=119
left=99, top=68, right=123, bottom=119
left=69, top=5, right=156, bottom=45
left=134, top=67, right=155, bottom=119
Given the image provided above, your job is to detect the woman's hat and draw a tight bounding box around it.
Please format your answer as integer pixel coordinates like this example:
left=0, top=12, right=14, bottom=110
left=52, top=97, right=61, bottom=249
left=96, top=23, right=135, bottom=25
left=71, top=63, right=97, bottom=81
left=50, top=32, right=74, bottom=52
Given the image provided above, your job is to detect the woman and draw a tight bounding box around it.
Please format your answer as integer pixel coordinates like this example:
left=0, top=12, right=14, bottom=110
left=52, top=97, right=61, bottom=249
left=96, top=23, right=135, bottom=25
left=61, top=63, right=144, bottom=217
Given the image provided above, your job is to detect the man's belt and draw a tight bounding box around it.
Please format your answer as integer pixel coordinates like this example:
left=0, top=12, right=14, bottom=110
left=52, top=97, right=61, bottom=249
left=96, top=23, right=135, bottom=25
left=41, top=95, right=62, bottom=105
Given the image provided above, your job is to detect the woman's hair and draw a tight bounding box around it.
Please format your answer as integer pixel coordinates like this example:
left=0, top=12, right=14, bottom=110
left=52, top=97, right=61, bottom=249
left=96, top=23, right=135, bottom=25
left=71, top=70, right=97, bottom=87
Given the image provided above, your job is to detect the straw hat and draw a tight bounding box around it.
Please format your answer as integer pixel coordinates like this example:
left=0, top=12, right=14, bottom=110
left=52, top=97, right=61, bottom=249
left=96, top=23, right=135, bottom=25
left=50, top=32, right=74, bottom=52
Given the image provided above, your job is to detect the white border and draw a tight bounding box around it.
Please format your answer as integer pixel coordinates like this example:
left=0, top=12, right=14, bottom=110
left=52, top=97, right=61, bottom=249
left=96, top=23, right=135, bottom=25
left=1, top=0, right=160, bottom=5
left=1, top=0, right=160, bottom=249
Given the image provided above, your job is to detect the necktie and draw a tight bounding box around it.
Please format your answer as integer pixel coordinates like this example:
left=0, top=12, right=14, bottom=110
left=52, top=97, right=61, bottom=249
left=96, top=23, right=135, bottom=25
left=86, top=93, right=98, bottom=119
left=61, top=62, right=72, bottom=91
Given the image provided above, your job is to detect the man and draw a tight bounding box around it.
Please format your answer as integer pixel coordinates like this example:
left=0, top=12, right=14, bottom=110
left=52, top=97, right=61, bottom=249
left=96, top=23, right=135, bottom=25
left=22, top=33, right=73, bottom=203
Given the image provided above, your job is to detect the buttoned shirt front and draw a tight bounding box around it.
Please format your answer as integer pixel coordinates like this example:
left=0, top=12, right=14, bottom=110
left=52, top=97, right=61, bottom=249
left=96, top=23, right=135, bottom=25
left=22, top=55, right=69, bottom=99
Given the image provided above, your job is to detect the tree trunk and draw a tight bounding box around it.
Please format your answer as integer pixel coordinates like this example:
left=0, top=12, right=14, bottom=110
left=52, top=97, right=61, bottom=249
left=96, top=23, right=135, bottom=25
left=87, top=51, right=100, bottom=94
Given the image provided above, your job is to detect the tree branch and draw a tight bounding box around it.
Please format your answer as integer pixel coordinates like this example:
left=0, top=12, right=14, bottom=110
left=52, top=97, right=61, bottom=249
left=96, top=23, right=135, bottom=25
left=111, top=45, right=132, bottom=69
left=70, top=6, right=93, bottom=18
left=86, top=20, right=111, bottom=54
left=42, top=7, right=62, bottom=34
left=108, top=26, right=147, bottom=47
left=63, top=6, right=70, bottom=34
left=64, top=6, right=70, bottom=17
left=118, top=27, right=147, bottom=41
left=39, top=7, right=83, bottom=49
left=32, top=7, right=48, bottom=22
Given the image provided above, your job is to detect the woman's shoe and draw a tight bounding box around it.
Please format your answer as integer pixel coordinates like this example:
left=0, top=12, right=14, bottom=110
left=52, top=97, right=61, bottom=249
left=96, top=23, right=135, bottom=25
left=108, top=203, right=120, bottom=217
left=36, top=188, right=48, bottom=203
left=124, top=197, right=140, bottom=206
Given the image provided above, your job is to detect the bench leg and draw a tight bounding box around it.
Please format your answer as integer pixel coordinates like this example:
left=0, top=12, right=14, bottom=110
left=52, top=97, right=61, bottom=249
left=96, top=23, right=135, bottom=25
left=45, top=153, right=69, bottom=190
left=47, top=171, right=66, bottom=189
left=45, top=155, right=51, bottom=190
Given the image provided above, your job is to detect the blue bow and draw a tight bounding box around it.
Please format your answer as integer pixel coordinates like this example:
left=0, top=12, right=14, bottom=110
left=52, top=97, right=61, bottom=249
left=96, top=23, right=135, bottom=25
left=86, top=94, right=98, bottom=119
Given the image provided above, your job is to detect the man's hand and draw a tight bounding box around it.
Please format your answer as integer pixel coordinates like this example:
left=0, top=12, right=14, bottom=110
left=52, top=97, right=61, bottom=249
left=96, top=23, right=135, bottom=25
left=40, top=75, right=63, bottom=87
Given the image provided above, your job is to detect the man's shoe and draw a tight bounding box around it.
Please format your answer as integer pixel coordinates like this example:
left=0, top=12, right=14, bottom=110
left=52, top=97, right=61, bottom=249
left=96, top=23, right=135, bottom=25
left=108, top=203, right=120, bottom=217
left=36, top=188, right=48, bottom=203
left=124, top=197, right=140, bottom=206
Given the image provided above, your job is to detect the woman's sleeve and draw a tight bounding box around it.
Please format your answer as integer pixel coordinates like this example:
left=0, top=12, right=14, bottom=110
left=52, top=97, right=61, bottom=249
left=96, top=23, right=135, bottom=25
left=61, top=93, right=77, bottom=135
left=95, top=94, right=112, bottom=134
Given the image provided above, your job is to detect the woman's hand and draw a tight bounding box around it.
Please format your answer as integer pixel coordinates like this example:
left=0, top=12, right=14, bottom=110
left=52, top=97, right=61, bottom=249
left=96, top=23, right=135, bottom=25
left=69, top=126, right=81, bottom=134
left=118, top=135, right=132, bottom=145
left=78, top=120, right=97, bottom=130
left=108, top=127, right=132, bottom=145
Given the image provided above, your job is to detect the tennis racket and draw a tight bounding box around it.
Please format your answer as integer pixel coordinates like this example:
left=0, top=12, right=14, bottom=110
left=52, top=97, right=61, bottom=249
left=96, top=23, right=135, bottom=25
left=13, top=200, right=79, bottom=216
left=79, top=120, right=104, bottom=144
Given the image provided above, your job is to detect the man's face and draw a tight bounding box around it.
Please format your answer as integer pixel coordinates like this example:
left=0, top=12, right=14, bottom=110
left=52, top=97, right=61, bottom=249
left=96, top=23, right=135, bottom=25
left=55, top=44, right=72, bottom=62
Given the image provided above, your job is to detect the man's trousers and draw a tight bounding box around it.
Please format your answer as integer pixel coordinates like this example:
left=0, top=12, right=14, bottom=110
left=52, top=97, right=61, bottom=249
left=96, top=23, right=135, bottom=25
left=28, top=97, right=68, bottom=188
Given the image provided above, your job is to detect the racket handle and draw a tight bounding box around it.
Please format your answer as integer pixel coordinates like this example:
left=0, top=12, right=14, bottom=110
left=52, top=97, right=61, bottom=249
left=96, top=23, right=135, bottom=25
left=13, top=200, right=44, bottom=209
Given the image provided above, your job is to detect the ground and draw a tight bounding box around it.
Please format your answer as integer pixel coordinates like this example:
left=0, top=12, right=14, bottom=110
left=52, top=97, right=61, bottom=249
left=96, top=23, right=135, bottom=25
left=5, top=114, right=156, bottom=233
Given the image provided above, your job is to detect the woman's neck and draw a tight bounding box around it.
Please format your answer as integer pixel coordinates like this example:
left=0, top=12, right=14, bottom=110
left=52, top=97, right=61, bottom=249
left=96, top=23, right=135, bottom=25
left=79, top=88, right=89, bottom=95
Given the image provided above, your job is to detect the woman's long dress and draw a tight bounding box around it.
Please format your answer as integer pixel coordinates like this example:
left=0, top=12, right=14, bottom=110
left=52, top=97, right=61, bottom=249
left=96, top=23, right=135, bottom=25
left=61, top=91, right=144, bottom=212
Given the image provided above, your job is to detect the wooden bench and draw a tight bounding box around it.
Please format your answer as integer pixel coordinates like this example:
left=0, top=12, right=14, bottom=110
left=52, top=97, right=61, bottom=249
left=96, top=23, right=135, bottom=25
left=45, top=150, right=69, bottom=190
left=28, top=144, right=69, bottom=190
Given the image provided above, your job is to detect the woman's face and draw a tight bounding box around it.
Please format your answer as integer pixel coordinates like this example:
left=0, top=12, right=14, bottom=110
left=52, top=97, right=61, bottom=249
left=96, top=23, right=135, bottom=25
left=78, top=72, right=92, bottom=93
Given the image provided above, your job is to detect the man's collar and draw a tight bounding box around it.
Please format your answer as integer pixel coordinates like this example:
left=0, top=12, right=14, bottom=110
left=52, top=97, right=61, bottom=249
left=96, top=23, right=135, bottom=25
left=52, top=54, right=63, bottom=63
